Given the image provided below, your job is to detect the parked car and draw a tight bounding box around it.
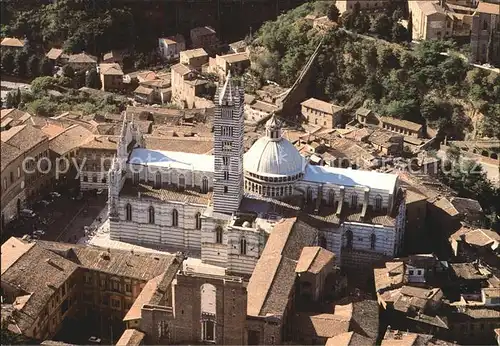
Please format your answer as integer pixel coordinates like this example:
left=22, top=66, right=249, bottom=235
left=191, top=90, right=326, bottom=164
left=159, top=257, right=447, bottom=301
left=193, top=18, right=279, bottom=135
left=20, top=209, right=36, bottom=218
left=88, top=337, right=101, bottom=344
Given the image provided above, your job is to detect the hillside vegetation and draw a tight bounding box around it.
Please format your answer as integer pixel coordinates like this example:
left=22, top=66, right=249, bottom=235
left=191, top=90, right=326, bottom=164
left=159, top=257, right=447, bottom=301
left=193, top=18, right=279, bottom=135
left=250, top=2, right=500, bottom=140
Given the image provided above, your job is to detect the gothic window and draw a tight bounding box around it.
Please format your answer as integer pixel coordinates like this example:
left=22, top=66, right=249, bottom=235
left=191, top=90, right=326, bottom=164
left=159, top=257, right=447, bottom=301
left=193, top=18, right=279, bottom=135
left=172, top=209, right=179, bottom=227
left=155, top=171, right=162, bottom=189
left=345, top=229, right=353, bottom=249
left=328, top=190, right=335, bottom=206
left=200, top=283, right=216, bottom=342
left=133, top=172, right=139, bottom=184
left=223, top=171, right=229, bottom=180
left=370, top=233, right=376, bottom=250
left=148, top=206, right=155, bottom=224
left=375, top=195, right=382, bottom=211
left=195, top=212, right=202, bottom=230
left=289, top=185, right=293, bottom=195
left=307, top=187, right=313, bottom=203
left=224, top=186, right=228, bottom=193
left=240, top=237, right=247, bottom=255
left=222, top=141, right=232, bottom=152
left=216, top=226, right=223, bottom=244
left=202, top=176, right=209, bottom=193
left=222, top=156, right=229, bottom=166
left=351, top=193, right=358, bottom=208
left=92, top=175, right=98, bottom=183
left=178, top=174, right=185, bottom=190
left=125, top=203, right=132, bottom=221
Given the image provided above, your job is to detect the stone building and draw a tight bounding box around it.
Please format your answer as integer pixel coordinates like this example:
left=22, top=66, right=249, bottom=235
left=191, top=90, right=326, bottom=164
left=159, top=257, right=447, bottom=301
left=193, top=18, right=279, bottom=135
left=243, top=94, right=278, bottom=123
left=470, top=1, right=500, bottom=64
left=66, top=52, right=97, bottom=71
left=336, top=0, right=392, bottom=13
left=190, top=26, right=218, bottom=52
left=171, top=63, right=209, bottom=109
left=179, top=48, right=209, bottom=71
left=378, top=116, right=423, bottom=138
left=158, top=35, right=186, bottom=61
left=1, top=124, right=50, bottom=225
left=300, top=98, right=344, bottom=128
left=99, top=63, right=124, bottom=92
left=208, top=52, right=250, bottom=79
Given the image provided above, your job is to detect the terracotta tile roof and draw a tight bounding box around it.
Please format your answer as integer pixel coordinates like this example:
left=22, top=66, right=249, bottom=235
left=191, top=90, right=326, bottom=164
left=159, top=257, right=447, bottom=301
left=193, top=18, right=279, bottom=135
left=295, top=307, right=351, bottom=338
left=140, top=78, right=171, bottom=88
left=450, top=262, right=488, bottom=280
left=37, top=241, right=175, bottom=280
left=46, top=48, right=64, bottom=60
left=171, top=63, right=194, bottom=76
left=181, top=48, right=208, bottom=59
left=99, top=63, right=123, bottom=76
left=1, top=37, right=25, bottom=47
left=221, top=52, right=249, bottom=64
left=0, top=141, right=22, bottom=171
left=41, top=123, right=66, bottom=139
left=379, top=116, right=423, bottom=132
left=49, top=124, right=94, bottom=155
left=190, top=26, right=216, bottom=36
left=120, top=180, right=212, bottom=205
left=247, top=218, right=318, bottom=317
left=296, top=246, right=334, bottom=274
left=374, top=261, right=405, bottom=292
left=116, top=329, right=145, bottom=346
left=1, top=237, right=36, bottom=275
left=476, top=1, right=500, bottom=15
left=249, top=100, right=278, bottom=113
left=134, top=85, right=154, bottom=95
left=327, top=331, right=374, bottom=346
left=301, top=97, right=343, bottom=115
left=68, top=52, right=97, bottom=64
left=1, top=238, right=79, bottom=332
left=144, top=135, right=213, bottom=153
left=79, top=135, right=119, bottom=150
left=1, top=124, right=47, bottom=153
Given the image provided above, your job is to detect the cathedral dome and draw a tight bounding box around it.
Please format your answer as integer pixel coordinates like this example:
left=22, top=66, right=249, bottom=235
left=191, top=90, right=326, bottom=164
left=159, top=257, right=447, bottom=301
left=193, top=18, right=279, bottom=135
left=244, top=115, right=304, bottom=177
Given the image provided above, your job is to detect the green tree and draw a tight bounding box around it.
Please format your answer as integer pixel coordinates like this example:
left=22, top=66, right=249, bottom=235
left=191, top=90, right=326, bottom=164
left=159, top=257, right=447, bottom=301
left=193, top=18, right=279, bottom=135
left=30, top=76, right=57, bottom=94
left=62, top=64, right=74, bottom=78
left=14, top=49, right=28, bottom=76
left=392, top=8, right=404, bottom=22
left=370, top=13, right=393, bottom=39
left=327, top=4, right=340, bottom=22
left=5, top=91, right=16, bottom=108
left=1, top=49, right=15, bottom=74
left=392, top=23, right=409, bottom=43
left=40, top=57, right=53, bottom=76
left=27, top=54, right=40, bottom=77
left=85, top=68, right=101, bottom=89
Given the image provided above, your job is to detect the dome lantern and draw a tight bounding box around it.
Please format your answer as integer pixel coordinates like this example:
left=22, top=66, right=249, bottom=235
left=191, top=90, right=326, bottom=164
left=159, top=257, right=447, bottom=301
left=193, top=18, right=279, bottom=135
left=265, top=113, right=282, bottom=141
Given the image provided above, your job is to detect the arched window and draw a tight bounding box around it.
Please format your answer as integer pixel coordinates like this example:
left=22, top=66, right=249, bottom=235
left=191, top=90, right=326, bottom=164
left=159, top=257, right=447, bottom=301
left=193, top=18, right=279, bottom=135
left=148, top=206, right=155, bottom=224
left=483, top=20, right=488, bottom=30
left=375, top=195, right=383, bottom=211
left=216, top=226, right=223, bottom=244
left=155, top=171, right=162, bottom=189
left=195, top=212, right=202, bottom=230
left=351, top=193, right=358, bottom=208
left=370, top=233, right=376, bottom=250
left=178, top=174, right=185, bottom=190
left=328, top=190, right=335, bottom=206
left=345, top=229, right=353, bottom=249
left=200, top=283, right=217, bottom=342
left=172, top=209, right=179, bottom=227
left=125, top=203, right=132, bottom=221
left=202, top=176, right=209, bottom=193
left=240, top=237, right=247, bottom=255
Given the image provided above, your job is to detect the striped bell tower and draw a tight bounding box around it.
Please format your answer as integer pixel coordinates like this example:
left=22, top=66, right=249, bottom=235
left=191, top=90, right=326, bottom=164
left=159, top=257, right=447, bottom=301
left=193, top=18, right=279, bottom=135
left=212, top=71, right=245, bottom=214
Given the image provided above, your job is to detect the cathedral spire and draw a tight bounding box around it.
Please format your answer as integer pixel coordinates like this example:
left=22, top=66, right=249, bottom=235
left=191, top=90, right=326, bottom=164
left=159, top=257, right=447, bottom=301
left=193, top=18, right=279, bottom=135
left=218, top=71, right=234, bottom=106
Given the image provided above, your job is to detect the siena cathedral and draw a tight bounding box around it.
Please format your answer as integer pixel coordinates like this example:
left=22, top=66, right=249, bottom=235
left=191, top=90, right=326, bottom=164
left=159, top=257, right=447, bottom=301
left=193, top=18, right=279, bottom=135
left=108, top=73, right=406, bottom=275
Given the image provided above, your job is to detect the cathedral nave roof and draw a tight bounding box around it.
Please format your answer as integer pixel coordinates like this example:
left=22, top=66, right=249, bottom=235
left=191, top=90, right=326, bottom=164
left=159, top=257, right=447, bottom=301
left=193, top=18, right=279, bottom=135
left=120, top=180, right=212, bottom=205
left=129, top=148, right=214, bottom=173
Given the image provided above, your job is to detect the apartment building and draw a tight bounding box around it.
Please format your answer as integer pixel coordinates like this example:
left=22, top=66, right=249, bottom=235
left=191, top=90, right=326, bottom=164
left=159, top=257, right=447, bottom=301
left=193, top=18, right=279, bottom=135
left=179, top=48, right=209, bottom=71
left=171, top=63, right=208, bottom=109
left=300, top=97, right=344, bottom=128
left=1, top=124, right=50, bottom=226
left=99, top=63, right=124, bottom=92
left=190, top=26, right=218, bottom=52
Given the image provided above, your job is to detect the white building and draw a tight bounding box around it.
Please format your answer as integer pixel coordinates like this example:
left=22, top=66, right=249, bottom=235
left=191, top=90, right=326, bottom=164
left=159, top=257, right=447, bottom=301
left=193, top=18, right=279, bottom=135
left=158, top=35, right=186, bottom=61
left=108, top=73, right=406, bottom=275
